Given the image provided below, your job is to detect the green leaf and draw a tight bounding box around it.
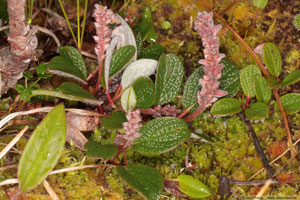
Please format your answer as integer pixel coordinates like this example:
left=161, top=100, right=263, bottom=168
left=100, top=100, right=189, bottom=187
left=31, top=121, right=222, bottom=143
left=36, top=63, right=48, bottom=75
left=84, top=142, right=118, bottom=159
left=155, top=54, right=184, bottom=105
left=101, top=111, right=127, bottom=130
left=263, top=43, right=282, bottom=77
left=282, top=70, right=300, bottom=86
left=275, top=93, right=300, bottom=114
left=211, top=98, right=242, bottom=116
left=245, top=102, right=269, bottom=120
left=121, top=87, right=136, bottom=112
left=266, top=76, right=282, bottom=88
left=135, top=31, right=143, bottom=58
left=178, top=174, right=211, bottom=198
left=135, top=8, right=157, bottom=43
left=252, top=0, right=268, bottom=9
left=133, top=117, right=190, bottom=155
left=132, top=77, right=155, bottom=109
left=182, top=67, right=203, bottom=112
left=109, top=45, right=136, bottom=78
left=58, top=82, right=96, bottom=100
left=121, top=59, right=158, bottom=89
left=117, top=165, right=163, bottom=200
left=140, top=44, right=164, bottom=60
left=20, top=88, right=33, bottom=101
left=48, top=46, right=87, bottom=80
left=240, top=65, right=261, bottom=97
left=23, top=71, right=33, bottom=79
left=254, top=75, right=272, bottom=103
left=219, top=59, right=241, bottom=97
left=18, top=104, right=66, bottom=192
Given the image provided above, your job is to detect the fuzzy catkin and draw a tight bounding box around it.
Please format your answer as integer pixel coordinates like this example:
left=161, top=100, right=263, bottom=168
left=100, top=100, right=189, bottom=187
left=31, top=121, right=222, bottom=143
left=194, top=12, right=227, bottom=108
left=93, top=5, right=117, bottom=63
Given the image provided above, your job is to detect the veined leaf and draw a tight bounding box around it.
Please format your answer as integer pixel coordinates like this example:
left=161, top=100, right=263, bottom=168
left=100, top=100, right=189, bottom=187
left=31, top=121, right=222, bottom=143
left=117, top=165, right=163, bottom=200
left=121, top=87, right=136, bottom=112
left=155, top=54, right=184, bottom=105
left=48, top=46, right=87, bottom=80
left=245, top=102, right=269, bottom=120
left=109, top=45, right=136, bottom=78
left=132, top=77, right=155, bottom=109
left=178, top=175, right=211, bottom=198
left=121, top=59, right=158, bottom=89
left=101, top=111, right=127, bottom=130
left=18, top=105, right=66, bottom=192
left=275, top=93, right=300, bottom=114
left=211, top=98, right=242, bottom=116
left=182, top=67, right=203, bottom=112
left=254, top=75, right=272, bottom=103
left=240, top=65, right=261, bottom=97
left=263, top=43, right=282, bottom=77
left=84, top=142, right=118, bottom=160
left=282, top=70, right=300, bottom=86
left=140, top=44, right=164, bottom=60
left=219, top=59, right=241, bottom=97
left=133, top=117, right=190, bottom=155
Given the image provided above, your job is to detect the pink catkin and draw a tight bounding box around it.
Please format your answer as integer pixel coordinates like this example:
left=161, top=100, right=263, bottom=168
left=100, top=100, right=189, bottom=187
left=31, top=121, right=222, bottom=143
left=185, top=12, right=227, bottom=122
left=93, top=5, right=117, bottom=63
left=122, top=110, right=142, bottom=142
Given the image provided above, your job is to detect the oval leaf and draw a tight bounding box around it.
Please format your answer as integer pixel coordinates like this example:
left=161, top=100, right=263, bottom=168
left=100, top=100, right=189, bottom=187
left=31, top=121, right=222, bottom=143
left=121, top=59, right=158, bottom=89
left=58, top=82, right=96, bottom=100
left=240, top=65, right=261, bottom=97
left=84, top=142, right=118, bottom=159
left=275, top=93, right=300, bottom=114
left=182, top=67, right=203, bottom=111
left=245, top=102, right=269, bottom=120
left=18, top=104, right=66, bottom=192
left=211, top=98, right=242, bottom=116
left=140, top=44, right=164, bottom=60
left=109, top=45, right=136, bottom=78
left=48, top=46, right=87, bottom=80
left=133, top=117, right=190, bottom=155
left=117, top=165, right=163, bottom=200
left=101, top=111, right=127, bottom=130
left=219, top=59, right=241, bottom=97
left=263, top=43, right=282, bottom=77
left=178, top=175, right=211, bottom=198
left=121, top=87, right=136, bottom=112
left=254, top=75, right=272, bottom=103
left=282, top=70, right=300, bottom=86
left=132, top=77, right=155, bottom=109
left=252, top=0, right=268, bottom=9
left=155, top=54, right=184, bottom=105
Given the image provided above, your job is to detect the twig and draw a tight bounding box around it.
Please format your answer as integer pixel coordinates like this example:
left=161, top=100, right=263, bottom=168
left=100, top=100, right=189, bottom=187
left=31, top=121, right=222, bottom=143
left=239, top=113, right=274, bottom=178
left=36, top=26, right=60, bottom=52
left=198, top=0, right=294, bottom=158
left=42, top=180, right=60, bottom=200
left=0, top=25, right=9, bottom=32
left=256, top=179, right=273, bottom=197
left=0, top=107, right=105, bottom=130
left=248, top=138, right=300, bottom=180
left=80, top=50, right=97, bottom=59
left=0, top=126, right=28, bottom=160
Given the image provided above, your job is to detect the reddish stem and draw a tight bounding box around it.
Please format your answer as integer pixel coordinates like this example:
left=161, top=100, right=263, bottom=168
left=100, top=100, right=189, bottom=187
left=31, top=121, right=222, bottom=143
left=93, top=59, right=103, bottom=96
left=106, top=90, right=115, bottom=106
left=97, top=105, right=104, bottom=114
left=112, top=86, right=122, bottom=103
